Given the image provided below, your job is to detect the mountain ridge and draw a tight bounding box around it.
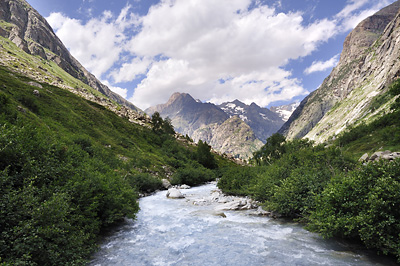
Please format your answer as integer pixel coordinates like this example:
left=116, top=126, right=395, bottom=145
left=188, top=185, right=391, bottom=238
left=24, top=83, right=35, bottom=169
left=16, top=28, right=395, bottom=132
left=0, top=0, right=142, bottom=113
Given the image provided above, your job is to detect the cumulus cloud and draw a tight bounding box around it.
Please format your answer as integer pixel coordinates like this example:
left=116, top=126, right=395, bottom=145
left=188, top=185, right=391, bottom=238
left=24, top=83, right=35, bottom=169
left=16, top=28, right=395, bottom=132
left=47, top=0, right=395, bottom=110
left=126, top=0, right=337, bottom=109
left=304, top=54, right=340, bottom=75
left=46, top=5, right=140, bottom=79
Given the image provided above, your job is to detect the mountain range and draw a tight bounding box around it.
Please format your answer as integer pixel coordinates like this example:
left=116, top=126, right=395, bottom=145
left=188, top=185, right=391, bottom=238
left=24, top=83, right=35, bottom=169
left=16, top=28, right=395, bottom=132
left=146, top=93, right=287, bottom=159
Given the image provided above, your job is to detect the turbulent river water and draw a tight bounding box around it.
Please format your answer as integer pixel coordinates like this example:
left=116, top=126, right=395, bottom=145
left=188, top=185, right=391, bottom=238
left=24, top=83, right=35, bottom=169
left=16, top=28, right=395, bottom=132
left=89, top=183, right=395, bottom=266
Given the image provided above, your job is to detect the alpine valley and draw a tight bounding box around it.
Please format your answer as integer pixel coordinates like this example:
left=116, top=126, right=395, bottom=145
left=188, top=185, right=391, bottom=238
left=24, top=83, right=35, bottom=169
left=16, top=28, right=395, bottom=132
left=1, top=0, right=400, bottom=265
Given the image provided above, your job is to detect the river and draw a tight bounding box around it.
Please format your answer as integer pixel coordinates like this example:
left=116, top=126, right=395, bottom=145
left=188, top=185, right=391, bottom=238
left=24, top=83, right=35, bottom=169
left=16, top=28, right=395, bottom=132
left=89, top=183, right=396, bottom=266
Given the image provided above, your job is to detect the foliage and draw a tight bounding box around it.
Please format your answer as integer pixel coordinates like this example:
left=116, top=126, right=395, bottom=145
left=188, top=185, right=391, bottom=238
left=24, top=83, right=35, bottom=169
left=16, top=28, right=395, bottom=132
left=308, top=160, right=400, bottom=259
left=126, top=173, right=163, bottom=192
left=170, top=165, right=215, bottom=186
left=253, top=133, right=286, bottom=165
left=196, top=140, right=217, bottom=169
left=0, top=123, right=139, bottom=265
left=151, top=111, right=175, bottom=135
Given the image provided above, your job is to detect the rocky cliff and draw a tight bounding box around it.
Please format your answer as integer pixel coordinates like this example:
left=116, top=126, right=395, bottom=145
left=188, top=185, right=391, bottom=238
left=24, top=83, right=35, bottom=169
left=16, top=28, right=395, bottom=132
left=279, top=0, right=400, bottom=142
left=0, top=0, right=141, bottom=113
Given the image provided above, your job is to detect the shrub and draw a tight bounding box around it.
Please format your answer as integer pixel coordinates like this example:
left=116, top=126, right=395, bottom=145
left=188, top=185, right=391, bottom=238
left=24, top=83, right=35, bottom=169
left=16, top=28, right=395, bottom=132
left=171, top=166, right=215, bottom=186
left=308, top=160, right=400, bottom=260
left=127, top=173, right=163, bottom=192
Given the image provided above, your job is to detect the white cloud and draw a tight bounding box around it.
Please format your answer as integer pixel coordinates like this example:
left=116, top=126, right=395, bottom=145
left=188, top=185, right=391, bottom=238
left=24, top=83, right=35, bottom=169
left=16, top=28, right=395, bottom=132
left=304, top=54, right=340, bottom=75
left=110, top=56, right=152, bottom=83
left=46, top=0, right=396, bottom=110
left=126, top=0, right=337, bottom=109
left=46, top=6, right=140, bottom=79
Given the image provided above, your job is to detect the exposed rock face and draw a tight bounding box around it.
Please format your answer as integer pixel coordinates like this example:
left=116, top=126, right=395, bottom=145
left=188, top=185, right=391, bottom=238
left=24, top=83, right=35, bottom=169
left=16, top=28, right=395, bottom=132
left=0, top=0, right=142, bottom=113
left=193, top=116, right=263, bottom=159
left=359, top=151, right=400, bottom=162
left=279, top=1, right=400, bottom=143
left=219, top=100, right=284, bottom=142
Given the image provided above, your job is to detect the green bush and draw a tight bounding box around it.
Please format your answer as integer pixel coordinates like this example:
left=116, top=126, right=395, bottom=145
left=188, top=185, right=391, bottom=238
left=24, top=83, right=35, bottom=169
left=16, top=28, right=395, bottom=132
left=308, top=160, right=400, bottom=260
left=171, top=166, right=215, bottom=186
left=127, top=173, right=163, bottom=192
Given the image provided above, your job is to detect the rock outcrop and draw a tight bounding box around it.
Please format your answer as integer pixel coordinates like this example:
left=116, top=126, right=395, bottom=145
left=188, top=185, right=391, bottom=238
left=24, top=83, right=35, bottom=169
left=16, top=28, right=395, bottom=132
left=279, top=1, right=400, bottom=143
left=0, top=0, right=142, bottom=113
left=359, top=151, right=400, bottom=162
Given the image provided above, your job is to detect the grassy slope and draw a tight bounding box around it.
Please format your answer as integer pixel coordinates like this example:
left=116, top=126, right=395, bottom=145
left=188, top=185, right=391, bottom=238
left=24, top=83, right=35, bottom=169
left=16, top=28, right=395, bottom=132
left=0, top=63, right=233, bottom=265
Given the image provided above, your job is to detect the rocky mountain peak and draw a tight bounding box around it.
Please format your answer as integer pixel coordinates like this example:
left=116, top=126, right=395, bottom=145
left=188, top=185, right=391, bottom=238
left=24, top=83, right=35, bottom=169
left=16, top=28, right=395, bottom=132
left=166, top=92, right=196, bottom=106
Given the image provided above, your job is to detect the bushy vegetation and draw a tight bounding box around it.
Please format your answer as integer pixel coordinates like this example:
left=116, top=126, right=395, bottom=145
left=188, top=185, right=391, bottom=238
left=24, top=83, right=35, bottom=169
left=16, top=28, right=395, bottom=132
left=218, top=80, right=400, bottom=261
left=0, top=66, right=230, bottom=265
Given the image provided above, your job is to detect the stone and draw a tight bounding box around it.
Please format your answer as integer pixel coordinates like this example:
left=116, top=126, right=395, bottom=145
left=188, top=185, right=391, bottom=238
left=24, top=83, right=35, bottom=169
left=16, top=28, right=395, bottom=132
left=359, top=153, right=369, bottom=162
left=33, top=89, right=40, bottom=96
left=28, top=81, right=43, bottom=89
left=179, top=184, right=191, bottom=189
left=370, top=152, right=383, bottom=161
left=161, top=179, right=172, bottom=189
left=166, top=188, right=185, bottom=199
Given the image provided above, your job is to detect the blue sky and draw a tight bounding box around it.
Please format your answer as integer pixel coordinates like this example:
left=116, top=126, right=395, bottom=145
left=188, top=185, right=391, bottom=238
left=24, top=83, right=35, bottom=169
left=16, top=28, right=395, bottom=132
left=27, top=0, right=396, bottom=110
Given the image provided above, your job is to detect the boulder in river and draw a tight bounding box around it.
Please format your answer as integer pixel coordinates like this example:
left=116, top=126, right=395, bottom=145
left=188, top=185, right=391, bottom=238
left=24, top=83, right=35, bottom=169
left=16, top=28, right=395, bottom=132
left=166, top=188, right=185, bottom=199
left=162, top=179, right=172, bottom=189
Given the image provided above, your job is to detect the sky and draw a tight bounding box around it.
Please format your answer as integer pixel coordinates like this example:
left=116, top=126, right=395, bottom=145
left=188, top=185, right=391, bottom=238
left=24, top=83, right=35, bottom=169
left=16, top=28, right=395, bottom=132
left=26, top=0, right=396, bottom=110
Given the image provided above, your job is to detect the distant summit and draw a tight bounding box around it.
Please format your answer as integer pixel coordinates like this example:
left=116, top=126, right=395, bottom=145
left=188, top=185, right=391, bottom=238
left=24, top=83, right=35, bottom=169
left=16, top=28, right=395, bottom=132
left=270, top=102, right=300, bottom=122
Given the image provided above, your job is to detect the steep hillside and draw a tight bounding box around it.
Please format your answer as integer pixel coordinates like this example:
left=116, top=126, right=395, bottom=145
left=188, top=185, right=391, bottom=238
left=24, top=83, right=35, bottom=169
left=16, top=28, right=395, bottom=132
left=0, top=0, right=142, bottom=113
left=279, top=0, right=400, bottom=142
left=219, top=100, right=284, bottom=142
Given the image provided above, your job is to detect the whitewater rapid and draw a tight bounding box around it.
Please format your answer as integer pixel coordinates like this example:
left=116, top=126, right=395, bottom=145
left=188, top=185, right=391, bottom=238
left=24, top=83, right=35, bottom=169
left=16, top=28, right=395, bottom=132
left=89, top=183, right=395, bottom=266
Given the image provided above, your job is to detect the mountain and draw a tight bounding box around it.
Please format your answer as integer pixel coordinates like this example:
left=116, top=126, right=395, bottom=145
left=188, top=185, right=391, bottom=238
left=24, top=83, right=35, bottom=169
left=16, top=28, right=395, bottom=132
left=219, top=100, right=284, bottom=142
left=270, top=102, right=300, bottom=122
left=192, top=116, right=263, bottom=159
left=145, top=92, right=229, bottom=135
left=146, top=93, right=286, bottom=159
left=0, top=0, right=142, bottom=113
left=279, top=0, right=400, bottom=143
